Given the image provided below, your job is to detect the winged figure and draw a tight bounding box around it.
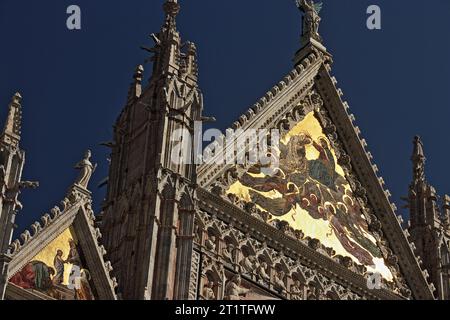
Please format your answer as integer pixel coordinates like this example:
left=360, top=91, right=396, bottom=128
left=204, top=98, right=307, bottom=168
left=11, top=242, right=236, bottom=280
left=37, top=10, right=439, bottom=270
left=295, top=0, right=323, bottom=43
left=296, top=0, right=323, bottom=14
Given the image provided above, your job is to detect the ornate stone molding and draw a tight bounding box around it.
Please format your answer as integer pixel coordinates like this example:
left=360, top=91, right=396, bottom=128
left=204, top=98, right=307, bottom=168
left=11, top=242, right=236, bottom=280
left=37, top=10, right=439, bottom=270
left=194, top=188, right=404, bottom=300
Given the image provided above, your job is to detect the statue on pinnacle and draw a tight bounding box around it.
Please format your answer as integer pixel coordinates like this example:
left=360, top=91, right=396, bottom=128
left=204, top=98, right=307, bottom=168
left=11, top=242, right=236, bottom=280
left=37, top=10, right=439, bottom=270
left=296, top=0, right=323, bottom=44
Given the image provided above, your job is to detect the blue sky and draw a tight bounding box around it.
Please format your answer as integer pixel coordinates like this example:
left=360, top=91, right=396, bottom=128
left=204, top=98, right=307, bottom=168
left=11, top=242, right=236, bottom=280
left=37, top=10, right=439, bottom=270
left=1, top=0, right=449, bottom=236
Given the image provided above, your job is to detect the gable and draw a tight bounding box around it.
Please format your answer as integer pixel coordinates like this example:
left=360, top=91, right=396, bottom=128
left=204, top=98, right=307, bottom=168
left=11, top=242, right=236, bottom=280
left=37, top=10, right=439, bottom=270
left=197, top=51, right=435, bottom=299
left=227, top=110, right=393, bottom=281
left=21, top=227, right=76, bottom=287
left=6, top=185, right=117, bottom=300
left=9, top=226, right=98, bottom=300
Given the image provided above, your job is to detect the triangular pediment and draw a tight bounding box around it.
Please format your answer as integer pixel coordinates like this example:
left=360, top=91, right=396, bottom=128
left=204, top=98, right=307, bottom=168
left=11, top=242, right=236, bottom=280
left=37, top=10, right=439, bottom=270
left=227, top=110, right=394, bottom=275
left=6, top=185, right=117, bottom=300
left=197, top=49, right=434, bottom=300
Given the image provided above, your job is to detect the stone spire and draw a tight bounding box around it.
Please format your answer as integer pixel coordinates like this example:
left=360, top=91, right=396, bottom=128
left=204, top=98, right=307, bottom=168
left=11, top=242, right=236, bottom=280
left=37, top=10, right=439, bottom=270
left=102, top=0, right=203, bottom=300
left=142, top=0, right=182, bottom=79
left=411, top=136, right=426, bottom=187
left=1, top=92, right=22, bottom=149
left=407, top=136, right=450, bottom=299
left=407, top=136, right=440, bottom=227
left=162, top=0, right=180, bottom=32
left=127, top=65, right=144, bottom=103
left=0, top=92, right=38, bottom=300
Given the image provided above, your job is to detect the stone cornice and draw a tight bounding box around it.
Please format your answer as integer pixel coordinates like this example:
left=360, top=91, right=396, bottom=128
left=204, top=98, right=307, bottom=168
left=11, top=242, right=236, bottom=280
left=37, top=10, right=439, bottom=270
left=6, top=282, right=55, bottom=300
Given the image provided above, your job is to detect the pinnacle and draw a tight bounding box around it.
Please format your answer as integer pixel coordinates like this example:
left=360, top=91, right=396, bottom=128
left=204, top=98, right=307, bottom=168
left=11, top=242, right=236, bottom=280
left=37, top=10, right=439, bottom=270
left=412, top=135, right=425, bottom=160
left=12, top=92, right=22, bottom=104
left=163, top=0, right=180, bottom=18
left=134, top=65, right=144, bottom=79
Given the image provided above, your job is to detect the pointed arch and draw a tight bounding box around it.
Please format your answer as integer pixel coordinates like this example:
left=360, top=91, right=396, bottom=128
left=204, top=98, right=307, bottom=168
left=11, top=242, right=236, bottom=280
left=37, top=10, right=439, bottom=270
left=159, top=174, right=175, bottom=200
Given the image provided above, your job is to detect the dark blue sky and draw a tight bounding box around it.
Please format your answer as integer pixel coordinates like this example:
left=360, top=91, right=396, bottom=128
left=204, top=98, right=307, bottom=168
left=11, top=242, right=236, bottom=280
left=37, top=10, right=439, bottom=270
left=1, top=0, right=449, bottom=236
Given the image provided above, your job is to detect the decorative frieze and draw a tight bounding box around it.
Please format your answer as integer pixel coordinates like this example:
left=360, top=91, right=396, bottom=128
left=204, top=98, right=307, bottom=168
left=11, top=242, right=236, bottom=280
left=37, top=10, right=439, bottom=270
left=193, top=208, right=366, bottom=300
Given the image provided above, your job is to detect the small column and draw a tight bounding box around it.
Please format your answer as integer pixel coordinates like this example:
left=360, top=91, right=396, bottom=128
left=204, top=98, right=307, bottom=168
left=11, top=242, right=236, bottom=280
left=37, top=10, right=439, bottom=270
left=442, top=195, right=450, bottom=229
left=0, top=254, right=12, bottom=299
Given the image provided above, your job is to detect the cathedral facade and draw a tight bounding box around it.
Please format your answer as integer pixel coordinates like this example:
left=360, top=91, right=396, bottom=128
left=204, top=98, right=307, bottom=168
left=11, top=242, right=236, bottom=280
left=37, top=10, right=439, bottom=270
left=0, top=0, right=448, bottom=300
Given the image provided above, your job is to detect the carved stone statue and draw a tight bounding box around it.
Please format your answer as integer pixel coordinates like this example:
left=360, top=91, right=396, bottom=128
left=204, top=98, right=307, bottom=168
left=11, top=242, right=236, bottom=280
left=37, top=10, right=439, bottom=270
left=297, top=0, right=323, bottom=43
left=239, top=254, right=256, bottom=274
left=307, top=285, right=326, bottom=300
left=224, top=275, right=249, bottom=300
left=74, top=150, right=97, bottom=189
left=222, top=243, right=235, bottom=263
left=256, top=261, right=270, bottom=284
left=205, top=234, right=216, bottom=252
left=307, top=285, right=318, bottom=300
left=202, top=280, right=216, bottom=300
left=290, top=280, right=304, bottom=300
left=193, top=224, right=201, bottom=243
left=274, top=271, right=287, bottom=293
left=318, top=290, right=328, bottom=300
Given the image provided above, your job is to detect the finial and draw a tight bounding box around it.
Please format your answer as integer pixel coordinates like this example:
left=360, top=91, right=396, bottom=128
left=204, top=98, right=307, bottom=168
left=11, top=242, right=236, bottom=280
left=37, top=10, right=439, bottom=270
left=128, top=65, right=144, bottom=101
left=296, top=0, right=323, bottom=44
left=411, top=136, right=426, bottom=186
left=12, top=92, right=22, bottom=104
left=134, top=64, right=144, bottom=82
left=182, top=41, right=199, bottom=78
left=161, top=0, right=181, bottom=37
left=185, top=41, right=197, bottom=55
left=412, top=136, right=425, bottom=162
left=163, top=0, right=180, bottom=19
left=1, top=92, right=23, bottom=147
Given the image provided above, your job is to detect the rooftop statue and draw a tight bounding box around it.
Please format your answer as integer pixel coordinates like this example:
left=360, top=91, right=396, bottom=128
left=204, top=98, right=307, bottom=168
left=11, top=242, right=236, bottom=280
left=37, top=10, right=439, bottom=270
left=74, top=150, right=97, bottom=189
left=296, top=0, right=323, bottom=43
